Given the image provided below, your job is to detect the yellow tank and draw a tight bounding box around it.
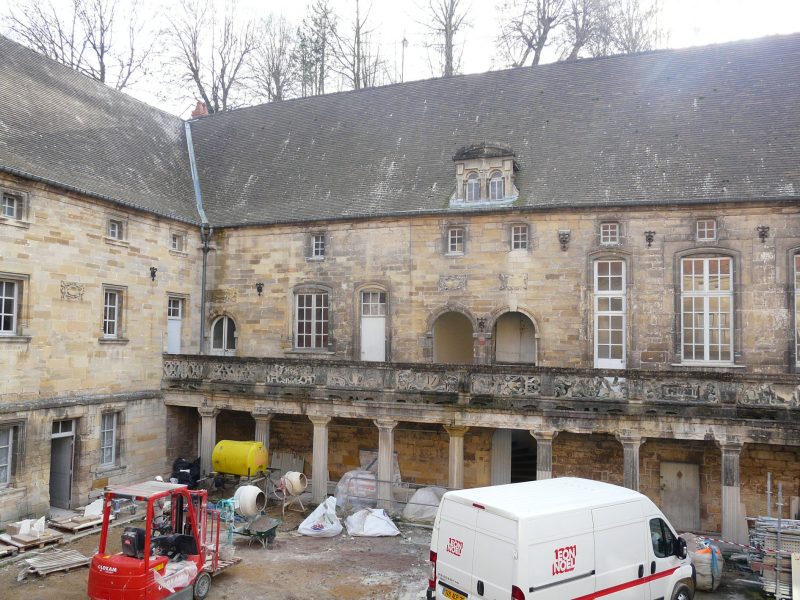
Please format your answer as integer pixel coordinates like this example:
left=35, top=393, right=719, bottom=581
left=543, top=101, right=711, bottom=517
left=211, top=440, right=268, bottom=476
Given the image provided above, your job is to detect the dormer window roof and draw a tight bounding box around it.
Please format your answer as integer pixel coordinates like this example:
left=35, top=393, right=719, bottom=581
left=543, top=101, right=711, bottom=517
left=451, top=143, right=518, bottom=207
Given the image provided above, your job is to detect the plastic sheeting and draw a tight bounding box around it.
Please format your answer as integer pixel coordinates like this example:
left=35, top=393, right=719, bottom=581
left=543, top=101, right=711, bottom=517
left=335, top=470, right=377, bottom=510
left=345, top=509, right=400, bottom=537
left=299, top=497, right=343, bottom=537
left=402, top=487, right=446, bottom=523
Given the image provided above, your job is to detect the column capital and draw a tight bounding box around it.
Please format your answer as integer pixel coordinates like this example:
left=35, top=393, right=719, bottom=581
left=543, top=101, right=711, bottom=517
left=197, top=406, right=220, bottom=418
left=252, top=412, right=274, bottom=423
left=444, top=425, right=469, bottom=438
left=373, top=418, right=398, bottom=431
left=616, top=433, right=643, bottom=447
left=308, top=414, right=331, bottom=427
left=719, top=440, right=744, bottom=453
left=531, top=429, right=558, bottom=442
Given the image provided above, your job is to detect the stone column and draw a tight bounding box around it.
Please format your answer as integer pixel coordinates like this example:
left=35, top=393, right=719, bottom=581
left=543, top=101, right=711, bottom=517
left=721, top=442, right=744, bottom=544
left=618, top=435, right=642, bottom=491
left=532, top=430, right=558, bottom=480
left=252, top=413, right=273, bottom=451
left=374, top=419, right=398, bottom=510
left=444, top=425, right=469, bottom=489
left=309, top=415, right=331, bottom=504
left=197, top=406, right=219, bottom=475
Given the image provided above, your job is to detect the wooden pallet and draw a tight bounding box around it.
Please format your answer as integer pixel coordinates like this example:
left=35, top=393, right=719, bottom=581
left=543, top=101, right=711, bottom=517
left=48, top=517, right=105, bottom=533
left=20, top=549, right=90, bottom=577
left=206, top=555, right=242, bottom=577
left=0, top=531, right=63, bottom=551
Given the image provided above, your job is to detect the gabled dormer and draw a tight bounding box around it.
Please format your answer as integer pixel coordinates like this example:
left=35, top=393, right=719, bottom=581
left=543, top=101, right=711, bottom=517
left=450, top=143, right=519, bottom=207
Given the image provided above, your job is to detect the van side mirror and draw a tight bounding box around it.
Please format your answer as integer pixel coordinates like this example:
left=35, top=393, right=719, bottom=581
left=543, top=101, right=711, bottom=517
left=674, top=536, right=688, bottom=559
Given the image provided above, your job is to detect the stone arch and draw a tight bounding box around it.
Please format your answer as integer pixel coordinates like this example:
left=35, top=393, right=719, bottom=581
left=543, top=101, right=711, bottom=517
left=209, top=313, right=237, bottom=356
left=427, top=304, right=476, bottom=365
left=490, top=309, right=539, bottom=365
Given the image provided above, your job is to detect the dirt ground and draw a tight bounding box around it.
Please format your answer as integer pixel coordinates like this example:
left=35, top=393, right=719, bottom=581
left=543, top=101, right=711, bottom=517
left=0, top=504, right=771, bottom=600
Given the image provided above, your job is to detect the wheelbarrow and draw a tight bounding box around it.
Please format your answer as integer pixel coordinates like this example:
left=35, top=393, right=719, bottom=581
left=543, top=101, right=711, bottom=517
left=232, top=515, right=281, bottom=549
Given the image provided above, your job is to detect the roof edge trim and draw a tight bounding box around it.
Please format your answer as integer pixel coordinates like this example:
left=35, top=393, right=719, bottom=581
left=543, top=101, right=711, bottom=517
left=184, top=122, right=208, bottom=225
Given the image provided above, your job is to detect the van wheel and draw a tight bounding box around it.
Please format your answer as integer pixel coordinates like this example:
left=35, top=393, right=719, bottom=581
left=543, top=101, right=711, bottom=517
left=194, top=571, right=212, bottom=600
left=671, top=583, right=693, bottom=600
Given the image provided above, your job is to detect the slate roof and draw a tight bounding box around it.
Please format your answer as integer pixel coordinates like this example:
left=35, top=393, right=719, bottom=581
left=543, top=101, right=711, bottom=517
left=189, top=34, right=800, bottom=227
left=0, top=35, right=198, bottom=223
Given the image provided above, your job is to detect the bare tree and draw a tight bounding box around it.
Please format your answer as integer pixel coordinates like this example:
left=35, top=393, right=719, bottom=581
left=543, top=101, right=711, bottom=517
left=327, top=0, right=386, bottom=90
left=497, top=0, right=567, bottom=67
left=252, top=16, right=297, bottom=102
left=167, top=0, right=259, bottom=114
left=423, top=0, right=470, bottom=77
left=4, top=0, right=155, bottom=90
left=559, top=0, right=593, bottom=60
left=608, top=0, right=659, bottom=54
left=294, top=0, right=334, bottom=97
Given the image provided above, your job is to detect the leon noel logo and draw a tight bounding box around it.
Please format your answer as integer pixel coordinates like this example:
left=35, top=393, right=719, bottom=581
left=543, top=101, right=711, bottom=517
left=552, top=545, right=577, bottom=576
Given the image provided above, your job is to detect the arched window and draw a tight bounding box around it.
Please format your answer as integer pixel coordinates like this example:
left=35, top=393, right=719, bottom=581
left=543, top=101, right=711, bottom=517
left=489, top=171, right=504, bottom=200
left=680, top=256, right=732, bottom=364
left=465, top=173, right=480, bottom=202
left=795, top=254, right=800, bottom=366
left=210, top=315, right=236, bottom=356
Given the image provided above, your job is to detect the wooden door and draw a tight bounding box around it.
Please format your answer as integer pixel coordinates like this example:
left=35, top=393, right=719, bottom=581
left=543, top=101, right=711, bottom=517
left=660, top=462, right=700, bottom=531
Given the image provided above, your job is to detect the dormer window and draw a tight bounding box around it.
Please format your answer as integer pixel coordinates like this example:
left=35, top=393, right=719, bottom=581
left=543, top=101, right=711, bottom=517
left=489, top=171, right=504, bottom=200
left=466, top=173, right=480, bottom=202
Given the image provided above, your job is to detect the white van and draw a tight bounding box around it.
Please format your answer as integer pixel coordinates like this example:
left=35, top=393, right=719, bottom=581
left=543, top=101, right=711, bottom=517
left=427, top=478, right=695, bottom=600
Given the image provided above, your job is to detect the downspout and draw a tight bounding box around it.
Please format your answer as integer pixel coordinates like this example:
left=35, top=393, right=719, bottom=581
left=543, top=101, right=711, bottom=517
left=185, top=121, right=212, bottom=354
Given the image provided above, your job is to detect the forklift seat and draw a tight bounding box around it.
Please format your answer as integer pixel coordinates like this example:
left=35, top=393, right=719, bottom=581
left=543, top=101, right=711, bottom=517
left=121, top=527, right=146, bottom=559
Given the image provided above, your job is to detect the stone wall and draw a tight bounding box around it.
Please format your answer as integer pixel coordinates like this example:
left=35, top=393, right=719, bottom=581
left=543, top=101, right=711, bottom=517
left=166, top=406, right=199, bottom=463
left=553, top=432, right=625, bottom=485
left=741, top=443, right=800, bottom=519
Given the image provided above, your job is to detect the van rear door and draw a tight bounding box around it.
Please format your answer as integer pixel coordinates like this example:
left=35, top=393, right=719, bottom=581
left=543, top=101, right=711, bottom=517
left=471, top=508, right=517, bottom=599
left=435, top=498, right=478, bottom=599
left=591, top=501, right=649, bottom=600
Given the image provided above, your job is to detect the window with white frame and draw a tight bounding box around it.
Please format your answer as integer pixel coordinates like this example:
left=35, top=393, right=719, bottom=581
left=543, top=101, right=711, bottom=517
left=168, top=297, right=182, bottom=318
left=448, top=227, right=465, bottom=254
left=696, top=219, right=717, bottom=241
left=0, top=426, right=12, bottom=485
left=102, top=287, right=123, bottom=338
left=100, top=412, right=118, bottom=467
left=0, top=279, right=19, bottom=335
left=107, top=219, right=124, bottom=240
left=170, top=232, right=185, bottom=252
left=681, top=257, right=733, bottom=363
left=594, top=260, right=626, bottom=368
left=295, top=290, right=329, bottom=349
left=795, top=255, right=800, bottom=367
left=511, top=224, right=529, bottom=250
left=600, top=222, right=620, bottom=245
left=489, top=171, right=504, bottom=200
left=312, top=233, right=326, bottom=258
left=2, top=192, right=20, bottom=220
left=465, top=173, right=480, bottom=202
left=361, top=291, right=387, bottom=316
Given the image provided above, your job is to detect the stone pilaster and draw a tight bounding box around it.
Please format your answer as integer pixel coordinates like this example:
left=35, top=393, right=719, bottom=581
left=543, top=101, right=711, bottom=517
left=532, top=430, right=558, bottom=480
left=444, top=425, right=469, bottom=489
left=374, top=418, right=398, bottom=510
left=721, top=441, right=744, bottom=544
left=252, top=413, right=274, bottom=453
left=309, top=415, right=331, bottom=504
left=197, top=406, right=219, bottom=476
left=617, top=434, right=642, bottom=491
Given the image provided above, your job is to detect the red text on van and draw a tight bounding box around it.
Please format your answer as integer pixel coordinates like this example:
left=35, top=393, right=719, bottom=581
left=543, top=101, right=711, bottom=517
left=446, top=537, right=464, bottom=557
left=552, top=545, right=577, bottom=575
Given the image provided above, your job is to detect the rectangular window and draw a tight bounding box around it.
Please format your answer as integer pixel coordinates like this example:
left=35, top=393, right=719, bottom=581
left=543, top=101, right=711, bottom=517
left=0, top=280, right=18, bottom=335
left=696, top=219, right=717, bottom=241
left=0, top=426, right=11, bottom=485
left=2, top=193, right=19, bottom=219
left=681, top=257, right=733, bottom=363
left=594, top=260, right=626, bottom=368
left=795, top=256, right=800, bottom=367
left=103, top=289, right=121, bottom=337
left=448, top=227, right=465, bottom=254
left=600, top=222, right=620, bottom=245
left=107, top=219, right=124, bottom=240
left=170, top=232, right=185, bottom=252
left=361, top=291, right=387, bottom=316
left=168, top=297, right=182, bottom=318
left=100, top=413, right=118, bottom=467
left=296, top=291, right=329, bottom=349
left=312, top=234, right=326, bottom=258
left=511, top=225, right=528, bottom=250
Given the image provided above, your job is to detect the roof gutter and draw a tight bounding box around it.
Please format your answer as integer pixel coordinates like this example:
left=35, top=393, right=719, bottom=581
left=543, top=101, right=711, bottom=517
left=184, top=121, right=212, bottom=354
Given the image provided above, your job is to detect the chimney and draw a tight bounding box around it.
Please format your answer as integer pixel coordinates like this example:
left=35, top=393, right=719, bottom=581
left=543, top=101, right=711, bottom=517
left=191, top=101, right=209, bottom=118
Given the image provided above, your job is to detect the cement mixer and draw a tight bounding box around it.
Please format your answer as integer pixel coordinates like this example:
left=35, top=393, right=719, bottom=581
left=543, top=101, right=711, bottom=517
left=221, top=484, right=281, bottom=549
left=212, top=440, right=268, bottom=477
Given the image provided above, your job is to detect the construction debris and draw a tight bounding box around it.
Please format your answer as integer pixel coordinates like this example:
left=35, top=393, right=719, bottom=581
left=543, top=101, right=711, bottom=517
left=17, top=548, right=90, bottom=580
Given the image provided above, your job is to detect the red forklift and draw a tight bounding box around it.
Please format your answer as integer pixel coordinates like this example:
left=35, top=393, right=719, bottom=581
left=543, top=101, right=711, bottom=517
left=88, top=480, right=240, bottom=600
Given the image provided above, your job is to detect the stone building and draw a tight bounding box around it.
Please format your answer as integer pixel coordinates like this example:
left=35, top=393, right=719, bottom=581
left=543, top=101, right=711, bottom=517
left=2, top=33, right=800, bottom=541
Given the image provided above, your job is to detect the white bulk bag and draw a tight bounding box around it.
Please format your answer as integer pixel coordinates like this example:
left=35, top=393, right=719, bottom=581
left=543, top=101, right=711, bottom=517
left=298, top=496, right=343, bottom=537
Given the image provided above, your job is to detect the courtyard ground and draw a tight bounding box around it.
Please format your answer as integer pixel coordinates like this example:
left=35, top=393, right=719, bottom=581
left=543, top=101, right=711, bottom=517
left=0, top=504, right=770, bottom=600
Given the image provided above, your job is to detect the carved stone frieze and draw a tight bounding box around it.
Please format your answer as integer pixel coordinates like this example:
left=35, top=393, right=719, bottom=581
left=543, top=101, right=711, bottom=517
left=498, top=273, right=528, bottom=291
left=739, top=383, right=798, bottom=407
left=265, top=364, right=315, bottom=386
left=640, top=380, right=719, bottom=403
left=438, top=275, right=467, bottom=292
left=60, top=281, right=85, bottom=301
left=208, top=362, right=259, bottom=383
left=207, top=288, right=238, bottom=303
left=396, top=370, right=459, bottom=393
left=471, top=374, right=540, bottom=397
left=163, top=360, right=204, bottom=380
left=326, top=367, right=383, bottom=389
left=554, top=376, right=628, bottom=399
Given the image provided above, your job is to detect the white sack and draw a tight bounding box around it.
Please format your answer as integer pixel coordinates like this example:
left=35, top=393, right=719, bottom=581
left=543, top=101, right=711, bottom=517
left=335, top=470, right=377, bottom=510
left=84, top=499, right=104, bottom=518
left=345, top=509, right=400, bottom=537
left=402, top=487, right=446, bottom=523
left=32, top=516, right=46, bottom=537
left=299, top=496, right=343, bottom=537
left=683, top=533, right=724, bottom=591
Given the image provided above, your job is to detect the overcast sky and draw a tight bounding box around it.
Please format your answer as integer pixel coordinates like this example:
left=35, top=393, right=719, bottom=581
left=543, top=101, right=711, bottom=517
left=5, top=0, right=800, bottom=116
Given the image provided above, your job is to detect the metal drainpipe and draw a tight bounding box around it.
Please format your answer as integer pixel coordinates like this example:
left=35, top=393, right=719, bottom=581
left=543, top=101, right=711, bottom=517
left=199, top=223, right=212, bottom=354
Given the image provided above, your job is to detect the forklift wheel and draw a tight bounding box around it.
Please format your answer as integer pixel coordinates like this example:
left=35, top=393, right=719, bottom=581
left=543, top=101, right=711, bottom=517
left=193, top=571, right=212, bottom=600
